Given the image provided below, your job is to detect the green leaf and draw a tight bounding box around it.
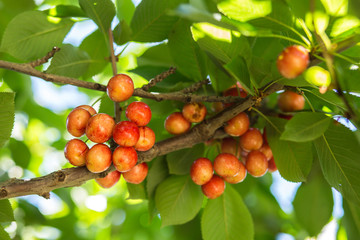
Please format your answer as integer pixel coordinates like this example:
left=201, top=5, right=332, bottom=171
left=201, top=185, right=254, bottom=240
left=0, top=199, right=14, bottom=222
left=293, top=169, right=333, bottom=236
left=9, top=138, right=31, bottom=168
left=0, top=11, right=73, bottom=61
left=314, top=123, right=360, bottom=205
left=207, top=57, right=234, bottom=93
left=137, top=44, right=174, bottom=67
left=127, top=182, right=147, bottom=199
left=223, top=55, right=253, bottom=95
left=44, top=5, right=86, bottom=18
left=155, top=175, right=203, bottom=227
left=0, top=92, right=15, bottom=148
left=98, top=94, right=114, bottom=116
left=217, top=0, right=272, bottom=22
left=266, top=117, right=313, bottom=182
left=280, top=112, right=332, bottom=142
left=0, top=225, right=10, bottom=240
left=146, top=156, right=169, bottom=199
left=113, top=21, right=132, bottom=46
left=343, top=199, right=360, bottom=239
left=167, top=144, right=205, bottom=175
left=115, top=0, right=135, bottom=24
left=320, top=0, right=348, bottom=16
left=191, top=23, right=251, bottom=64
left=46, top=44, right=90, bottom=78
left=168, top=20, right=207, bottom=81
left=130, top=0, right=185, bottom=42
left=79, top=30, right=108, bottom=78
left=79, top=0, right=115, bottom=37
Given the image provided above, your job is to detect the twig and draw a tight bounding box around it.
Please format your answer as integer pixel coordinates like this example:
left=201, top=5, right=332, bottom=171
left=180, top=79, right=209, bottom=94
left=29, top=47, right=61, bottom=68
left=141, top=67, right=176, bottom=91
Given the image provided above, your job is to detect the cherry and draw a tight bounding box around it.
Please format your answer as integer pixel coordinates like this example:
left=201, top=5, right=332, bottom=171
left=112, top=146, right=138, bottom=172
left=223, top=162, right=246, bottom=184
left=268, top=157, right=278, bottom=172
left=126, top=101, right=152, bottom=126
left=221, top=137, right=241, bottom=158
left=245, top=150, right=268, bottom=177
left=164, top=112, right=191, bottom=135
left=224, top=112, right=250, bottom=137
left=240, top=128, right=263, bottom=152
left=76, top=105, right=97, bottom=115
left=85, top=113, right=115, bottom=143
left=122, top=162, right=149, bottom=184
left=66, top=107, right=91, bottom=137
left=107, top=74, right=134, bottom=102
left=86, top=143, right=112, bottom=173
left=277, top=90, right=305, bottom=112
left=64, top=139, right=89, bottom=167
left=259, top=143, right=273, bottom=161
left=190, top=158, right=214, bottom=185
left=223, top=85, right=247, bottom=108
left=214, top=153, right=241, bottom=178
left=211, top=102, right=224, bottom=113
left=182, top=102, right=207, bottom=123
left=113, top=121, right=140, bottom=147
left=201, top=175, right=225, bottom=199
left=134, top=126, right=155, bottom=151
left=277, top=45, right=309, bottom=79
left=95, top=170, right=121, bottom=188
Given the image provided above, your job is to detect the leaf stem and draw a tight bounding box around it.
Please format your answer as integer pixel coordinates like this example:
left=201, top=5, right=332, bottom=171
left=251, top=107, right=281, bottom=134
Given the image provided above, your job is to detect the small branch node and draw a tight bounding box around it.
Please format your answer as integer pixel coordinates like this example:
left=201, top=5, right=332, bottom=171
left=55, top=171, right=66, bottom=182
left=41, top=192, right=51, bottom=199
left=0, top=187, right=8, bottom=198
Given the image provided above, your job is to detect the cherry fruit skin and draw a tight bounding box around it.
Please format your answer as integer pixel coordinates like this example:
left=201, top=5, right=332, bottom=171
left=214, top=153, right=241, bottom=178
left=268, top=157, right=278, bottom=172
left=164, top=112, right=191, bottom=135
left=224, top=112, right=250, bottom=137
left=277, top=45, right=309, bottom=79
left=96, top=171, right=121, bottom=188
left=245, top=150, right=268, bottom=177
left=135, top=126, right=155, bottom=151
left=112, top=146, right=138, bottom=172
left=107, top=74, right=134, bottom=102
left=122, top=162, right=149, bottom=184
left=76, top=105, right=97, bottom=115
left=64, top=139, right=89, bottom=167
left=223, top=162, right=247, bottom=184
left=240, top=128, right=264, bottom=152
left=190, top=158, right=214, bottom=185
left=182, top=102, right=207, bottom=123
left=86, top=113, right=115, bottom=143
left=259, top=143, right=273, bottom=161
left=66, top=107, right=92, bottom=137
left=201, top=175, right=225, bottom=199
left=86, top=143, right=112, bottom=173
left=126, top=101, right=152, bottom=126
left=278, top=90, right=305, bottom=112
left=221, top=137, right=241, bottom=158
left=113, top=121, right=140, bottom=147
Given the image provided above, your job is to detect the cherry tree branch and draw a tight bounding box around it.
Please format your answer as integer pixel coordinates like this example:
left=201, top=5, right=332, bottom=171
left=0, top=82, right=283, bottom=200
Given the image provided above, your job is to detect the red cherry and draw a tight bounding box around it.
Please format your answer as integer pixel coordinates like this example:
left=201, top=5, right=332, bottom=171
left=190, top=158, right=214, bottom=185
left=277, top=45, right=309, bottom=79
left=201, top=175, right=225, bottom=199
left=113, top=121, right=140, bottom=147
left=126, top=101, right=152, bottom=126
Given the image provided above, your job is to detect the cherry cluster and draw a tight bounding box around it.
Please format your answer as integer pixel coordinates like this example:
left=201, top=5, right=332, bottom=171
left=64, top=74, right=155, bottom=188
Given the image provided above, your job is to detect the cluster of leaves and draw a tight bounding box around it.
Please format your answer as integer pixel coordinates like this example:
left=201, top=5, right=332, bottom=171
left=0, top=0, right=360, bottom=239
